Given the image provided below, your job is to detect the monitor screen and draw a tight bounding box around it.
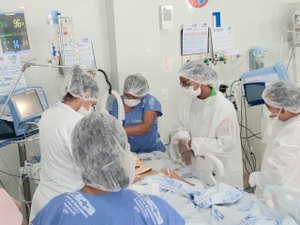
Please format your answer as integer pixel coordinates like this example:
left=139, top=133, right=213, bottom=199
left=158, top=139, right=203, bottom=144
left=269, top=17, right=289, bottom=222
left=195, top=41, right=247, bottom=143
left=12, top=90, right=44, bottom=119
left=0, top=11, right=30, bottom=54
left=243, top=82, right=266, bottom=106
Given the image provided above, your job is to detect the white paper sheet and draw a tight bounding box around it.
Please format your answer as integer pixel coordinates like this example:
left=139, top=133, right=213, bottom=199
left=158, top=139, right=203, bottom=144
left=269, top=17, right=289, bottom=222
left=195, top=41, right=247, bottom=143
left=0, top=54, right=26, bottom=97
left=182, top=23, right=209, bottom=55
left=211, top=26, right=236, bottom=55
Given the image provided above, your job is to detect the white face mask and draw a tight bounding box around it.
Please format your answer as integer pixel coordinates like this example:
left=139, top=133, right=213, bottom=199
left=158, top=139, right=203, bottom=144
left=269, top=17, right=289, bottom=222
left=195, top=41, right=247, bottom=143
left=263, top=105, right=282, bottom=121
left=262, top=105, right=272, bottom=119
left=78, top=106, right=93, bottom=117
left=183, top=85, right=201, bottom=98
left=124, top=98, right=141, bottom=107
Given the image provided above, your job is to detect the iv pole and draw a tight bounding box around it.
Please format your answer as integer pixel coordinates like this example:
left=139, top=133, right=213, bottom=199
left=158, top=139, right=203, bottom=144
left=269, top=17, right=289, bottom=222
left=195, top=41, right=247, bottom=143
left=0, top=63, right=71, bottom=223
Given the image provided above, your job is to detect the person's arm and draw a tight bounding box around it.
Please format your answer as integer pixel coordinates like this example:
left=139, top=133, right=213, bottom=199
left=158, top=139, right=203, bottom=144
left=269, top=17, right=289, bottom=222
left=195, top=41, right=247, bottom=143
left=169, top=99, right=192, bottom=162
left=249, top=142, right=300, bottom=190
left=191, top=117, right=239, bottom=158
left=125, top=111, right=157, bottom=136
left=171, top=99, right=191, bottom=141
left=134, top=168, right=194, bottom=186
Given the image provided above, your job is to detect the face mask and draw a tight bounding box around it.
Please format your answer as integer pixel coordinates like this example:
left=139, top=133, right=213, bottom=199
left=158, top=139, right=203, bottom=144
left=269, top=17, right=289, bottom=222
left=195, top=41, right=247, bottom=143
left=262, top=105, right=272, bottom=119
left=78, top=106, right=93, bottom=116
left=268, top=108, right=281, bottom=121
left=124, top=98, right=141, bottom=107
left=271, top=109, right=282, bottom=121
left=183, top=85, right=201, bottom=98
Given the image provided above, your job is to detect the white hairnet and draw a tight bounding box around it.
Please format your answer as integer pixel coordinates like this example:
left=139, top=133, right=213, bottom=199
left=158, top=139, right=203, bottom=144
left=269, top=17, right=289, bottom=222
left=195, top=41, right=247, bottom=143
left=123, top=74, right=149, bottom=97
left=71, top=112, right=135, bottom=192
left=62, top=65, right=99, bottom=101
left=179, top=61, right=218, bottom=87
left=262, top=80, right=300, bottom=113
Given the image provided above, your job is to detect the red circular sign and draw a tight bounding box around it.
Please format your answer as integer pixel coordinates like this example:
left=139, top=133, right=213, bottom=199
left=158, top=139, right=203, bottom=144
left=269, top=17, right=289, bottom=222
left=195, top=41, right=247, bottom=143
left=188, top=0, right=209, bottom=8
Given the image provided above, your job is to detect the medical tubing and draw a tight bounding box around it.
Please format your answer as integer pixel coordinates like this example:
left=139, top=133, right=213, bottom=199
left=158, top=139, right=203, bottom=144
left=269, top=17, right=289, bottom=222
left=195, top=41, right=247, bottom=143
left=100, top=90, right=125, bottom=121
left=97, top=69, right=112, bottom=94
left=0, top=168, right=39, bottom=181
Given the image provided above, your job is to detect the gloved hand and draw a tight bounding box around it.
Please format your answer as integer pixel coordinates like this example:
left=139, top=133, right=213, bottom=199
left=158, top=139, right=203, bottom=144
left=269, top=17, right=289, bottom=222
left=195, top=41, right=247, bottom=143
left=177, top=139, right=193, bottom=166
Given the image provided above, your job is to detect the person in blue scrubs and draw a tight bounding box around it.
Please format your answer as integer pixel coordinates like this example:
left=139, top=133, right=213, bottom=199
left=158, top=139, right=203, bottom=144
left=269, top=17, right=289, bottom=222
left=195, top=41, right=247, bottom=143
left=31, top=112, right=185, bottom=225
left=109, top=74, right=166, bottom=153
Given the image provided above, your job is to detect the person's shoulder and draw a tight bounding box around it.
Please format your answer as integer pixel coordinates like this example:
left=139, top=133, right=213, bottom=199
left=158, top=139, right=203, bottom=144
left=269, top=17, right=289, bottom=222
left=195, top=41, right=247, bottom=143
left=142, top=94, right=159, bottom=102
left=142, top=94, right=161, bottom=108
left=215, top=92, right=236, bottom=110
left=35, top=193, right=66, bottom=216
left=47, top=192, right=68, bottom=205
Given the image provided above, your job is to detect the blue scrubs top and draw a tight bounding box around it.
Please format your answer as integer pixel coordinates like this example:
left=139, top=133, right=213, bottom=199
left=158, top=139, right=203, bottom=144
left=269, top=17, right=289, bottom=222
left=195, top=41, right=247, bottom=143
left=31, top=190, right=185, bottom=225
left=109, top=94, right=166, bottom=153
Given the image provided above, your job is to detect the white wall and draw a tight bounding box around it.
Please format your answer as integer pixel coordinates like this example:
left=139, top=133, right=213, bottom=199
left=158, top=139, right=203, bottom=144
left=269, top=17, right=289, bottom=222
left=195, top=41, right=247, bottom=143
left=0, top=0, right=111, bottom=209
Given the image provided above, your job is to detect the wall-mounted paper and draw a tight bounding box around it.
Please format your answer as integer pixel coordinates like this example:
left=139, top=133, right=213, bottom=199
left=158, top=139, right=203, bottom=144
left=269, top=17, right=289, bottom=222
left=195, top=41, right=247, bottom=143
left=211, top=26, right=236, bottom=55
left=0, top=54, right=26, bottom=97
left=182, top=23, right=209, bottom=55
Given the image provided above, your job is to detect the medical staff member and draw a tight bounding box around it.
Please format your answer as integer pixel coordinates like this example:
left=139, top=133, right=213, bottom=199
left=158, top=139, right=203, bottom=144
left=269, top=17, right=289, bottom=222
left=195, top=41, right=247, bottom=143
left=109, top=74, right=165, bottom=153
left=31, top=112, right=185, bottom=225
left=249, top=81, right=300, bottom=195
left=170, top=61, right=243, bottom=188
left=30, top=65, right=99, bottom=221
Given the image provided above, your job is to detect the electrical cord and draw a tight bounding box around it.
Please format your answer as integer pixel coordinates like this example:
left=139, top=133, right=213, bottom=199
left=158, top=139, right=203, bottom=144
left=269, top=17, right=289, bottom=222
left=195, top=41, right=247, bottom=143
left=239, top=124, right=262, bottom=140
left=243, top=96, right=257, bottom=171
left=0, top=168, right=39, bottom=181
left=240, top=132, right=262, bottom=139
left=239, top=87, right=258, bottom=173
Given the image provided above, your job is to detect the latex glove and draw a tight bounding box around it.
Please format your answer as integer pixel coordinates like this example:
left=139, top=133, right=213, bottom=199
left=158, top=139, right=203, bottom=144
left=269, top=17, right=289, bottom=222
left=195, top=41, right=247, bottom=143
left=177, top=139, right=191, bottom=154
left=181, top=150, right=194, bottom=165
left=177, top=139, right=193, bottom=165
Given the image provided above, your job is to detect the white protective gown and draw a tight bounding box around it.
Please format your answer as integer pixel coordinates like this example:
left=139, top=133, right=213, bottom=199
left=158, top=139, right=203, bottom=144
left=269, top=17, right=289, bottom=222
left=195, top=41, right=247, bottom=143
left=30, top=102, right=83, bottom=221
left=249, top=115, right=300, bottom=196
left=170, top=91, right=243, bottom=188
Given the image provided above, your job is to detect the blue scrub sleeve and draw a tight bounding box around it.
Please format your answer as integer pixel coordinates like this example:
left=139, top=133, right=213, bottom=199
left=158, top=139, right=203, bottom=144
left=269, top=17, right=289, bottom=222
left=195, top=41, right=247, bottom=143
left=144, top=96, right=163, bottom=117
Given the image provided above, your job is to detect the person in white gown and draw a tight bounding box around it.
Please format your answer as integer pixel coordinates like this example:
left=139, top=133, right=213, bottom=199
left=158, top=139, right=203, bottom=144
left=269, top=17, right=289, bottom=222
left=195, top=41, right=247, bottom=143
left=170, top=61, right=243, bottom=188
left=249, top=81, right=300, bottom=196
left=30, top=65, right=99, bottom=221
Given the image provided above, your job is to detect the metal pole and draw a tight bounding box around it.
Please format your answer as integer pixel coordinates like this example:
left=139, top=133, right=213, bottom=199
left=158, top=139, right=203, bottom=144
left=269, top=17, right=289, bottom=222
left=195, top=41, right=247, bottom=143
left=18, top=142, right=31, bottom=223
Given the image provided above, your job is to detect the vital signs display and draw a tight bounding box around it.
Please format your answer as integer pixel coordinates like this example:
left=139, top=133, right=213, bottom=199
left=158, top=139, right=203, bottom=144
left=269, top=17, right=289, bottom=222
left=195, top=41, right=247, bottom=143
left=0, top=11, right=30, bottom=54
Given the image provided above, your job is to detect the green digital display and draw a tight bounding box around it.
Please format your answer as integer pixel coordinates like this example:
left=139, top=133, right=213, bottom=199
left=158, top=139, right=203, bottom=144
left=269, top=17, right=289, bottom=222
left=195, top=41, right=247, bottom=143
left=0, top=11, right=30, bottom=54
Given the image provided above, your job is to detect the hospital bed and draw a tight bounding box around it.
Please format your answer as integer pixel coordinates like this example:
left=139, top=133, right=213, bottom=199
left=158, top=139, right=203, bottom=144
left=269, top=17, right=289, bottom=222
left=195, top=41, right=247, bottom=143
left=130, top=151, right=299, bottom=225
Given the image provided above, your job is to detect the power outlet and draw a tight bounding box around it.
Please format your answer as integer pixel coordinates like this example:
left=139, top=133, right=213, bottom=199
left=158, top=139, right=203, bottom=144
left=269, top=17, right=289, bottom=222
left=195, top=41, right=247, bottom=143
left=162, top=88, right=168, bottom=100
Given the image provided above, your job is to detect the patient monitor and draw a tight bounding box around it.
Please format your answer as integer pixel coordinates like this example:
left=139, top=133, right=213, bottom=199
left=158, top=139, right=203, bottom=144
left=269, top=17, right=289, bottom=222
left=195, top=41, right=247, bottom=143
left=0, top=86, right=49, bottom=139
left=240, top=62, right=290, bottom=106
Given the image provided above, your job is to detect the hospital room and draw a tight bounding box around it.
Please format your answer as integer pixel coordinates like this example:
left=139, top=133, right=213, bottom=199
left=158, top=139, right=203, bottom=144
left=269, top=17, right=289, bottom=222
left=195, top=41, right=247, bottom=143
left=0, top=0, right=300, bottom=224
